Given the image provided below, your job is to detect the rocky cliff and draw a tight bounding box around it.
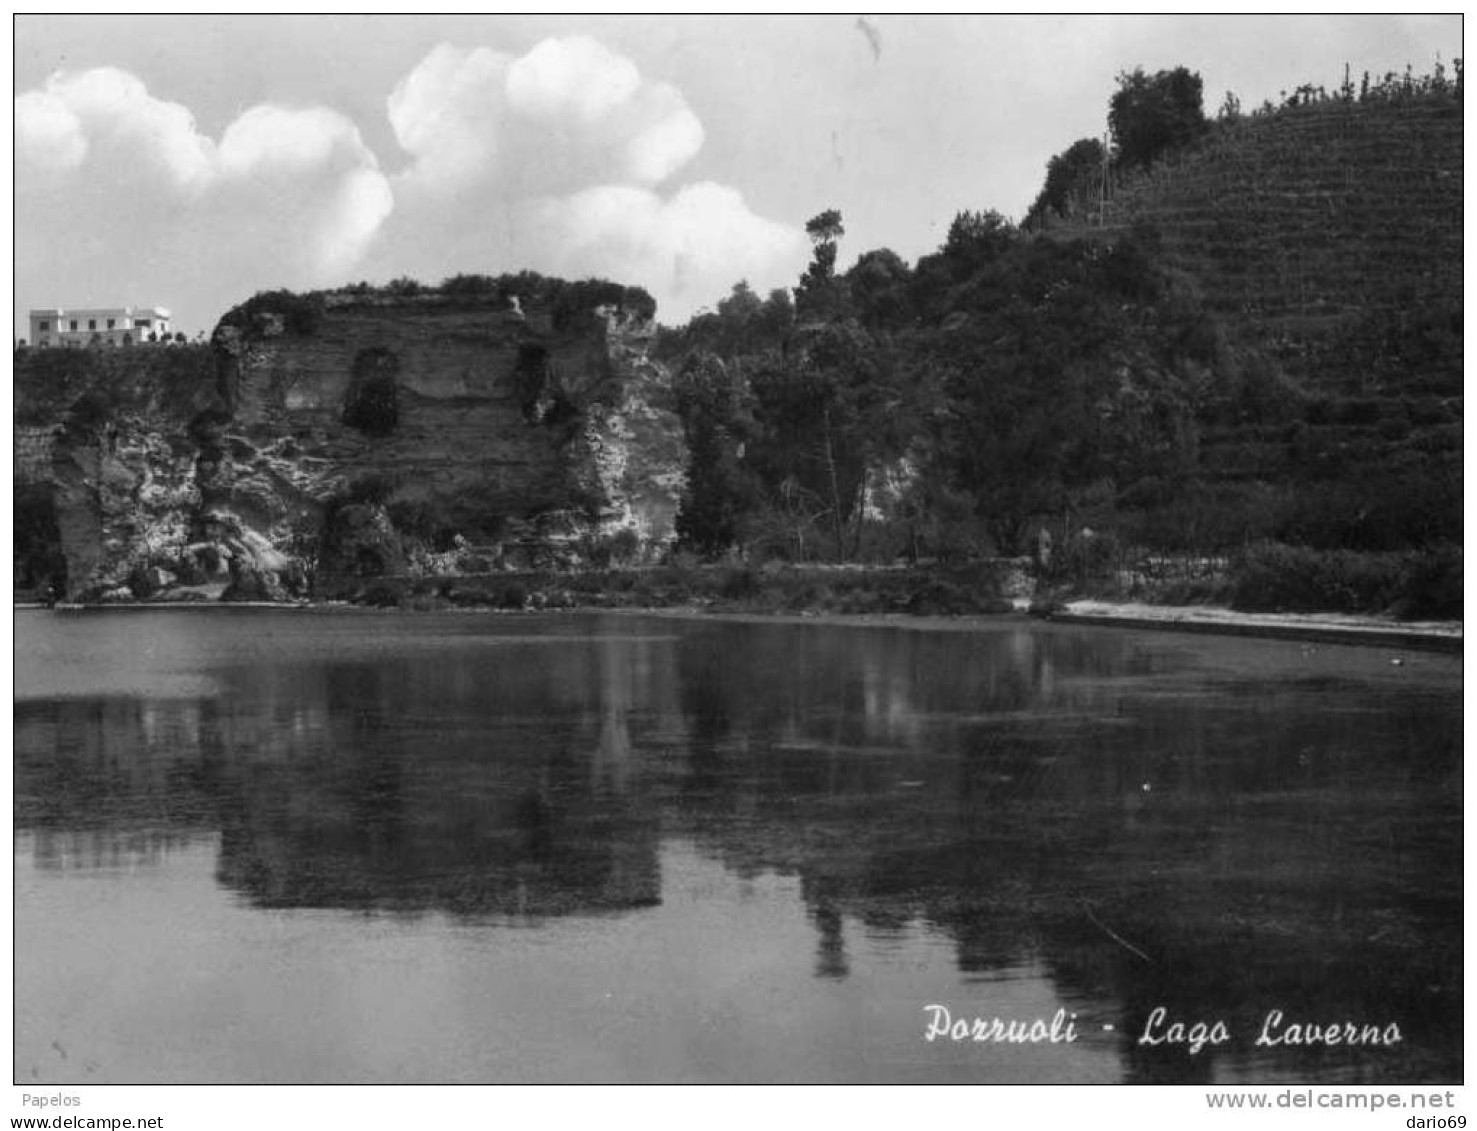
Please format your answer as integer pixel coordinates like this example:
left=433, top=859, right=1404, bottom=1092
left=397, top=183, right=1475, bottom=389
left=14, top=283, right=687, bottom=602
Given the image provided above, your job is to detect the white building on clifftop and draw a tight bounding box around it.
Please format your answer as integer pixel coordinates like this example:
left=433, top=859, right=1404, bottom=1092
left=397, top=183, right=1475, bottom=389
left=28, top=306, right=172, bottom=348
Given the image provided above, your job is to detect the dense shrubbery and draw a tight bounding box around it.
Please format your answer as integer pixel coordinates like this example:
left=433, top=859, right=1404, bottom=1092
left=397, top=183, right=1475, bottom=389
left=424, top=271, right=657, bottom=326
left=1229, top=541, right=1462, bottom=619
left=1391, top=543, right=1464, bottom=620
left=1046, top=529, right=1124, bottom=584
left=14, top=485, right=66, bottom=593
left=579, top=528, right=644, bottom=568
left=1024, top=138, right=1108, bottom=228
left=220, top=273, right=658, bottom=343
left=334, top=562, right=1014, bottom=616
left=219, top=289, right=325, bottom=336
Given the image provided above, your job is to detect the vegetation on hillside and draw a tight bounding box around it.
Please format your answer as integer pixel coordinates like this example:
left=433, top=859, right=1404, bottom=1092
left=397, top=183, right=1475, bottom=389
left=13, top=342, right=217, bottom=429
left=655, top=62, right=1462, bottom=618
left=217, top=272, right=657, bottom=338
left=1025, top=59, right=1463, bottom=230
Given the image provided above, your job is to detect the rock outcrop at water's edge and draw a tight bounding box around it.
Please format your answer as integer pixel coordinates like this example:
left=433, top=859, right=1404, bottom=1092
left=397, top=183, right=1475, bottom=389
left=13, top=282, right=687, bottom=602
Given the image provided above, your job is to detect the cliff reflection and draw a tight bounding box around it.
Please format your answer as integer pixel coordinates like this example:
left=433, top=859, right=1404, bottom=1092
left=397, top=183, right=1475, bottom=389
left=17, top=636, right=668, bottom=920
left=13, top=614, right=1461, bottom=1082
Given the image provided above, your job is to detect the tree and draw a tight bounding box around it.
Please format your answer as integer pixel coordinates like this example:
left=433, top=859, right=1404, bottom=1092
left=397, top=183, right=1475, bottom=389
left=922, top=232, right=1202, bottom=553
left=805, top=209, right=845, bottom=247
left=673, top=353, right=760, bottom=557
left=796, top=209, right=849, bottom=321
left=717, top=279, right=763, bottom=322
left=941, top=210, right=1015, bottom=274
left=746, top=321, right=913, bottom=559
left=845, top=248, right=913, bottom=329
left=1108, top=66, right=1208, bottom=170
left=756, top=288, right=795, bottom=344
left=1024, top=138, right=1108, bottom=228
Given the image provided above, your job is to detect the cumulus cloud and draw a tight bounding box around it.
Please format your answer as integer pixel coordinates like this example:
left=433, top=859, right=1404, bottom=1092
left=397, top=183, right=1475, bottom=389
left=381, top=38, right=796, bottom=320
left=390, top=36, right=704, bottom=198
left=505, top=35, right=641, bottom=124
left=16, top=37, right=805, bottom=328
left=532, top=183, right=809, bottom=317
left=14, top=90, right=87, bottom=170
left=214, top=106, right=395, bottom=274
left=16, top=67, right=215, bottom=191
left=387, top=43, right=512, bottom=195
left=15, top=67, right=393, bottom=284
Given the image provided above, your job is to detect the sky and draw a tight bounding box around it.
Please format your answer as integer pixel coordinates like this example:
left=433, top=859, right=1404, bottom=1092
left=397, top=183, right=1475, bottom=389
left=12, top=13, right=1463, bottom=335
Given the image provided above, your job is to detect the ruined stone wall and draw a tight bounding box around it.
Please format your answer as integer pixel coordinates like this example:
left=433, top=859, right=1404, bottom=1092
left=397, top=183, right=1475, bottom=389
left=14, top=292, right=686, bottom=601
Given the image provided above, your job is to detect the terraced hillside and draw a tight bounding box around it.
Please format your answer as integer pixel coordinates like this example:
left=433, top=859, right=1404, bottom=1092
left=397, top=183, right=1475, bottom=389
left=1047, top=91, right=1462, bottom=552
left=1097, top=97, right=1459, bottom=390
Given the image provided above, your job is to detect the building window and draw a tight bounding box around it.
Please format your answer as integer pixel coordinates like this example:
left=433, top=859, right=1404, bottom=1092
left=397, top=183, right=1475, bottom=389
left=136, top=319, right=150, bottom=329
left=107, top=318, right=116, bottom=329
left=39, top=337, right=49, bottom=347
left=70, top=320, right=78, bottom=331
left=38, top=320, right=50, bottom=332
left=88, top=319, right=97, bottom=330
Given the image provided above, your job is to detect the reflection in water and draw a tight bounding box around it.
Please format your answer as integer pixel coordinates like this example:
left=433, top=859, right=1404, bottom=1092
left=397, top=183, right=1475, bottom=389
left=13, top=611, right=1462, bottom=1084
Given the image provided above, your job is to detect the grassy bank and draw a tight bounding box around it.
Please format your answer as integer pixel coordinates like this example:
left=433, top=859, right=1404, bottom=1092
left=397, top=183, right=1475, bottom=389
left=20, top=541, right=1458, bottom=626
left=335, top=562, right=1019, bottom=618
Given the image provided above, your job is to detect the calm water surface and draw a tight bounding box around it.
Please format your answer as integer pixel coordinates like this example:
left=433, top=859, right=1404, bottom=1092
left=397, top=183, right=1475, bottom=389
left=13, top=609, right=1462, bottom=1084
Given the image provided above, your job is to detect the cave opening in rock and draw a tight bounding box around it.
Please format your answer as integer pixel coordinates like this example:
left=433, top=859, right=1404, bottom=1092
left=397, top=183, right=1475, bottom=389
left=343, top=348, right=402, bottom=437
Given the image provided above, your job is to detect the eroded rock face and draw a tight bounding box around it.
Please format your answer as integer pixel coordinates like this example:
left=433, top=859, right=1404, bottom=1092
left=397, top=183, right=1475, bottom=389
left=14, top=289, right=687, bottom=601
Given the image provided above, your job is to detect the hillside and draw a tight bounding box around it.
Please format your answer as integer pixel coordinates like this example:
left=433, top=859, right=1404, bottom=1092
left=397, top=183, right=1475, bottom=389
left=649, top=77, right=1460, bottom=615
left=1067, top=95, right=1461, bottom=394
left=1035, top=92, right=1462, bottom=552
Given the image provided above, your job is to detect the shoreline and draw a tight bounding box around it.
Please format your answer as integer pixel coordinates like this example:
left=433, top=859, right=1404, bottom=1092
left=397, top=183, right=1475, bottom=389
left=1051, top=600, right=1461, bottom=654
left=16, top=596, right=1462, bottom=653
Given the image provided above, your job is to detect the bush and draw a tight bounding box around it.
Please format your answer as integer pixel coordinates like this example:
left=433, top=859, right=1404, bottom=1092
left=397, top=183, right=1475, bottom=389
left=65, top=390, right=114, bottom=434
left=194, top=544, right=223, bottom=576
left=580, top=527, right=643, bottom=568
left=14, top=485, right=67, bottom=592
left=1048, top=529, right=1123, bottom=583
left=1230, top=541, right=1405, bottom=613
left=385, top=497, right=460, bottom=551
left=126, top=563, right=161, bottom=600
left=221, top=289, right=325, bottom=336
left=1390, top=544, right=1462, bottom=620
left=440, top=274, right=509, bottom=301
left=361, top=581, right=403, bottom=608
left=342, top=473, right=396, bottom=506
left=906, top=579, right=971, bottom=615
left=718, top=567, right=761, bottom=600
left=605, top=527, right=642, bottom=565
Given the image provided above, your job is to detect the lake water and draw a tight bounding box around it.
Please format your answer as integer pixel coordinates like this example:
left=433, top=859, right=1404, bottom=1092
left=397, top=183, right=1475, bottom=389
left=13, top=609, right=1462, bottom=1084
